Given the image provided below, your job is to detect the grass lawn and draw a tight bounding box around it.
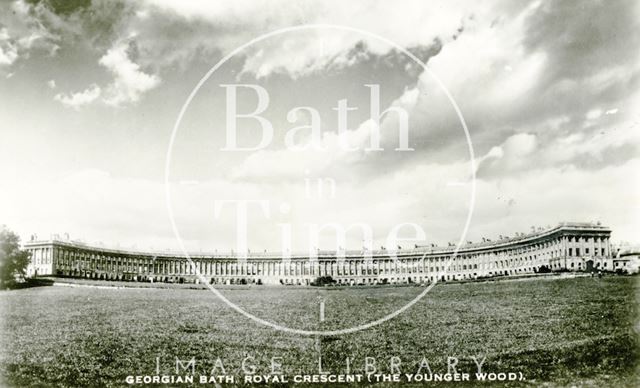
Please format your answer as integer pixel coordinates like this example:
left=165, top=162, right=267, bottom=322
left=0, top=276, right=638, bottom=387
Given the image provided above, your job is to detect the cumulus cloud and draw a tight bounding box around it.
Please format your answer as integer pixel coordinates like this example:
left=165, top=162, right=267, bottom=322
left=0, top=0, right=62, bottom=71
left=477, top=133, right=538, bottom=177
left=477, top=117, right=640, bottom=179
left=120, top=0, right=475, bottom=78
left=46, top=39, right=161, bottom=108
left=229, top=82, right=424, bottom=182
left=54, top=84, right=102, bottom=109
left=370, top=0, right=640, bottom=171
left=0, top=28, right=18, bottom=66
left=98, top=41, right=161, bottom=106
left=2, top=0, right=639, bottom=247
left=586, top=108, right=602, bottom=121
left=229, top=118, right=379, bottom=181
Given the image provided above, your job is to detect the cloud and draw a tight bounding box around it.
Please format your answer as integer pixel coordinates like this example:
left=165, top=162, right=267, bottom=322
left=46, top=79, right=56, bottom=89
left=51, top=40, right=162, bottom=109
left=0, top=169, right=178, bottom=251
left=228, top=82, right=424, bottom=182
left=54, top=84, right=102, bottom=109
left=98, top=41, right=161, bottom=106
left=3, top=0, right=640, bottom=249
left=477, top=133, right=537, bottom=177
left=523, top=0, right=640, bottom=86
left=0, top=0, right=62, bottom=71
left=0, top=45, right=18, bottom=66
left=586, top=108, right=602, bottom=121
left=367, top=0, right=640, bottom=172
left=229, top=118, right=378, bottom=181
left=123, top=0, right=475, bottom=78
left=470, top=158, right=640, bottom=243
left=477, top=117, right=640, bottom=179
left=0, top=28, right=18, bottom=66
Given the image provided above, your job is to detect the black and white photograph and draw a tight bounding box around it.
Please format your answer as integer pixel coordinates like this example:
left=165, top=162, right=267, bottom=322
left=0, top=0, right=638, bottom=386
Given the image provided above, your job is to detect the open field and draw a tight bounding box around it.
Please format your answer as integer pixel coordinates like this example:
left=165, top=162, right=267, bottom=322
left=0, top=276, right=638, bottom=387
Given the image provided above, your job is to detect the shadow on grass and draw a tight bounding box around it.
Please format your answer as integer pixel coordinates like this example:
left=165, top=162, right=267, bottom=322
left=7, top=278, right=55, bottom=290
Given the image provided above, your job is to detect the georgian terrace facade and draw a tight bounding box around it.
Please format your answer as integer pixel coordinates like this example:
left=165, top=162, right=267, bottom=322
left=24, top=222, right=612, bottom=286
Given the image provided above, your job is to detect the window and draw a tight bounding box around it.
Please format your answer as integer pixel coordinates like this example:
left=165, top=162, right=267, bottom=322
left=569, top=248, right=573, bottom=256
left=585, top=248, right=589, bottom=254
left=576, top=248, right=580, bottom=256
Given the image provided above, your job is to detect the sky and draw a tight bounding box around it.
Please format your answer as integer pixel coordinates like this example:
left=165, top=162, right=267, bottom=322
left=0, top=0, right=638, bottom=253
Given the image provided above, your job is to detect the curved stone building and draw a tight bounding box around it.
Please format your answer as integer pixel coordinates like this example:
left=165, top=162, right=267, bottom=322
left=24, top=222, right=612, bottom=285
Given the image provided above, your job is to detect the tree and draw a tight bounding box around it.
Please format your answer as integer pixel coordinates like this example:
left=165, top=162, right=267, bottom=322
left=0, top=226, right=31, bottom=289
left=311, top=276, right=335, bottom=287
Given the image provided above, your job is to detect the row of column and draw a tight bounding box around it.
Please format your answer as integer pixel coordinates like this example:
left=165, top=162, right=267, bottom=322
left=35, top=232, right=613, bottom=280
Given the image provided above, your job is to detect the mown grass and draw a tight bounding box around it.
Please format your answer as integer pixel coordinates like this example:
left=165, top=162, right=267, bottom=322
left=0, top=276, right=637, bottom=387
